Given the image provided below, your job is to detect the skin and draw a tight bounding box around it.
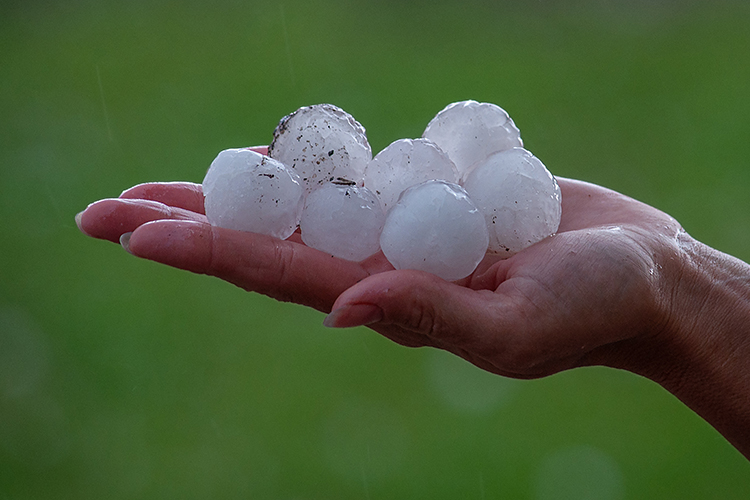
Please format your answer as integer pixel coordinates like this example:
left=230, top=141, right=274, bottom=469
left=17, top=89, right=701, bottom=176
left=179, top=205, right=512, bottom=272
left=77, top=146, right=750, bottom=459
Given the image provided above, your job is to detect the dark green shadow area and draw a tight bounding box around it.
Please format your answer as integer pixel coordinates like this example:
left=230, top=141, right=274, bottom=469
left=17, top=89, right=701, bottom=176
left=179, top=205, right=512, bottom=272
left=1, top=0, right=749, bottom=498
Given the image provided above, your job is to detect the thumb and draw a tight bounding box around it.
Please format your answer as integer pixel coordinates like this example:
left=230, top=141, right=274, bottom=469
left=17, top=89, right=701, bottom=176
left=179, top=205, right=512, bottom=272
left=324, top=270, right=507, bottom=352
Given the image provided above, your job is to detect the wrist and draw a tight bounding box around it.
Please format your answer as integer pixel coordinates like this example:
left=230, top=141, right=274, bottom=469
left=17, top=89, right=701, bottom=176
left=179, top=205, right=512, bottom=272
left=652, top=232, right=750, bottom=457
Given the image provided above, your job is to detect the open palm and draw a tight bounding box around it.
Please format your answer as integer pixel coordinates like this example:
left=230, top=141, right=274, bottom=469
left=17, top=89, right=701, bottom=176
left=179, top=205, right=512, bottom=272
left=78, top=161, right=683, bottom=381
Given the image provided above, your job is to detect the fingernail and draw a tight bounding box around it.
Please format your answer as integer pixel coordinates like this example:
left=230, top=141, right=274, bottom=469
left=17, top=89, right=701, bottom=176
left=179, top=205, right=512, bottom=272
left=120, top=232, right=133, bottom=254
left=323, top=303, right=383, bottom=328
left=75, top=211, right=86, bottom=234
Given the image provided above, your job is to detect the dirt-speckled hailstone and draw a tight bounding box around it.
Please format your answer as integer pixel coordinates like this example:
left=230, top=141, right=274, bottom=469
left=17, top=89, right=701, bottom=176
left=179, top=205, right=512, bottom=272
left=380, top=180, right=489, bottom=281
left=462, top=148, right=561, bottom=256
left=203, top=149, right=304, bottom=239
left=423, top=100, right=523, bottom=179
left=363, top=138, right=459, bottom=213
left=268, top=104, right=372, bottom=195
left=300, top=183, right=385, bottom=261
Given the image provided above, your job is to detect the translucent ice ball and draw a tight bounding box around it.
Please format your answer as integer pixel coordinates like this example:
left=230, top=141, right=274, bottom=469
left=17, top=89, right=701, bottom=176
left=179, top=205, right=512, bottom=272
left=363, top=138, right=459, bottom=213
left=380, top=180, right=489, bottom=281
left=423, top=100, right=523, bottom=179
left=203, top=149, right=305, bottom=240
left=462, top=147, right=561, bottom=256
left=300, top=182, right=386, bottom=261
left=268, top=104, right=372, bottom=195
left=202, top=147, right=244, bottom=198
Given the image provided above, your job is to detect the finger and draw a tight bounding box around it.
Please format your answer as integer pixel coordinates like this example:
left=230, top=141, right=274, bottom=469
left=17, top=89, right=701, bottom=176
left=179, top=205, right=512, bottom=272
left=325, top=270, right=511, bottom=353
left=556, top=177, right=679, bottom=233
left=127, top=219, right=370, bottom=313
left=76, top=198, right=205, bottom=243
left=116, top=148, right=269, bottom=212
left=324, top=269, right=584, bottom=378
left=247, top=145, right=269, bottom=155
left=120, top=182, right=205, bottom=214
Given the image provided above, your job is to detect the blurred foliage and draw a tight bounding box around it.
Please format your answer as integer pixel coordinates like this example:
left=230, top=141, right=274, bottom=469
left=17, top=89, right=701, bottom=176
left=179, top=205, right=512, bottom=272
left=1, top=0, right=749, bottom=498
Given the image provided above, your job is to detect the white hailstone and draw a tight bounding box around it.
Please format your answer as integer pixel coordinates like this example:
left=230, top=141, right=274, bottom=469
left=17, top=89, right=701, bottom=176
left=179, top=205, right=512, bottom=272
left=202, top=147, right=244, bottom=198
left=300, top=182, right=386, bottom=261
left=203, top=149, right=304, bottom=239
left=268, top=103, right=372, bottom=195
left=423, top=100, right=523, bottom=179
left=380, top=180, right=489, bottom=281
left=462, top=147, right=561, bottom=256
left=363, top=138, right=459, bottom=213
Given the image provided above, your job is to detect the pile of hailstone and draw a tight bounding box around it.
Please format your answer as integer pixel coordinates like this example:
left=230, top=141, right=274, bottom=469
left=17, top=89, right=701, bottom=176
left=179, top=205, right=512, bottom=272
left=203, top=101, right=562, bottom=281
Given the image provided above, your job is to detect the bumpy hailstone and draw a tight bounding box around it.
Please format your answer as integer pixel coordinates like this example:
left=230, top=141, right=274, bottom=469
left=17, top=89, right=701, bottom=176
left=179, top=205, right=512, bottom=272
left=462, top=147, right=561, bottom=256
left=363, top=138, right=459, bottom=213
left=300, top=182, right=386, bottom=261
left=268, top=104, right=372, bottom=195
left=202, top=147, right=244, bottom=198
left=203, top=149, right=304, bottom=239
left=423, top=100, right=523, bottom=180
left=380, top=180, right=489, bottom=281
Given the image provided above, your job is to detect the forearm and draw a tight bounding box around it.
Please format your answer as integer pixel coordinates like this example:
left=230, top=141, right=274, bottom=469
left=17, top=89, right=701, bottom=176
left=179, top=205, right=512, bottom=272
left=655, top=234, right=750, bottom=458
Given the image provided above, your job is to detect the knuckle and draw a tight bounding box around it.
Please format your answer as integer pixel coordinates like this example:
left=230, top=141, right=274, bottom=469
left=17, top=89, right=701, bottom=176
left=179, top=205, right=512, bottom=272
left=389, top=281, right=442, bottom=336
left=395, top=299, right=435, bottom=335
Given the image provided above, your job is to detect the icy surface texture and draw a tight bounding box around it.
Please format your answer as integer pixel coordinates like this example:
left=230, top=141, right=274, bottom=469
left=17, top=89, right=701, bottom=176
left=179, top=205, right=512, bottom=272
left=462, top=148, right=561, bottom=256
left=363, top=138, right=459, bottom=213
left=268, top=104, right=372, bottom=195
left=423, top=100, right=523, bottom=179
left=300, top=182, right=386, bottom=261
left=202, top=148, right=244, bottom=198
left=203, top=149, right=304, bottom=239
left=380, top=180, right=489, bottom=281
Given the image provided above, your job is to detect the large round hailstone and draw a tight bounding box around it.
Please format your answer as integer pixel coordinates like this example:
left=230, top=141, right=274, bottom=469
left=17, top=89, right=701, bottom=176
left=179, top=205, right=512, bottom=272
left=203, top=149, right=304, bottom=239
left=363, top=138, right=459, bottom=213
left=380, top=180, right=489, bottom=281
left=202, top=147, right=244, bottom=198
left=268, top=104, right=372, bottom=195
left=300, top=182, right=385, bottom=261
left=462, top=147, right=561, bottom=256
left=423, top=100, right=523, bottom=179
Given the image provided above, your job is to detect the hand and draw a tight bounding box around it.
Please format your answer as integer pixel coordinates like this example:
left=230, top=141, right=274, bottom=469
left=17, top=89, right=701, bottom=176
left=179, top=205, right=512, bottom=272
left=76, top=150, right=750, bottom=457
left=327, top=177, right=685, bottom=380
left=76, top=160, right=681, bottom=378
left=76, top=148, right=396, bottom=315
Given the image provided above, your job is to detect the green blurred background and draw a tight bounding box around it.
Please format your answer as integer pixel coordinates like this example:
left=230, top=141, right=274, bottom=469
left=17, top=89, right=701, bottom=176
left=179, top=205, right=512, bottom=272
left=2, top=0, right=749, bottom=497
